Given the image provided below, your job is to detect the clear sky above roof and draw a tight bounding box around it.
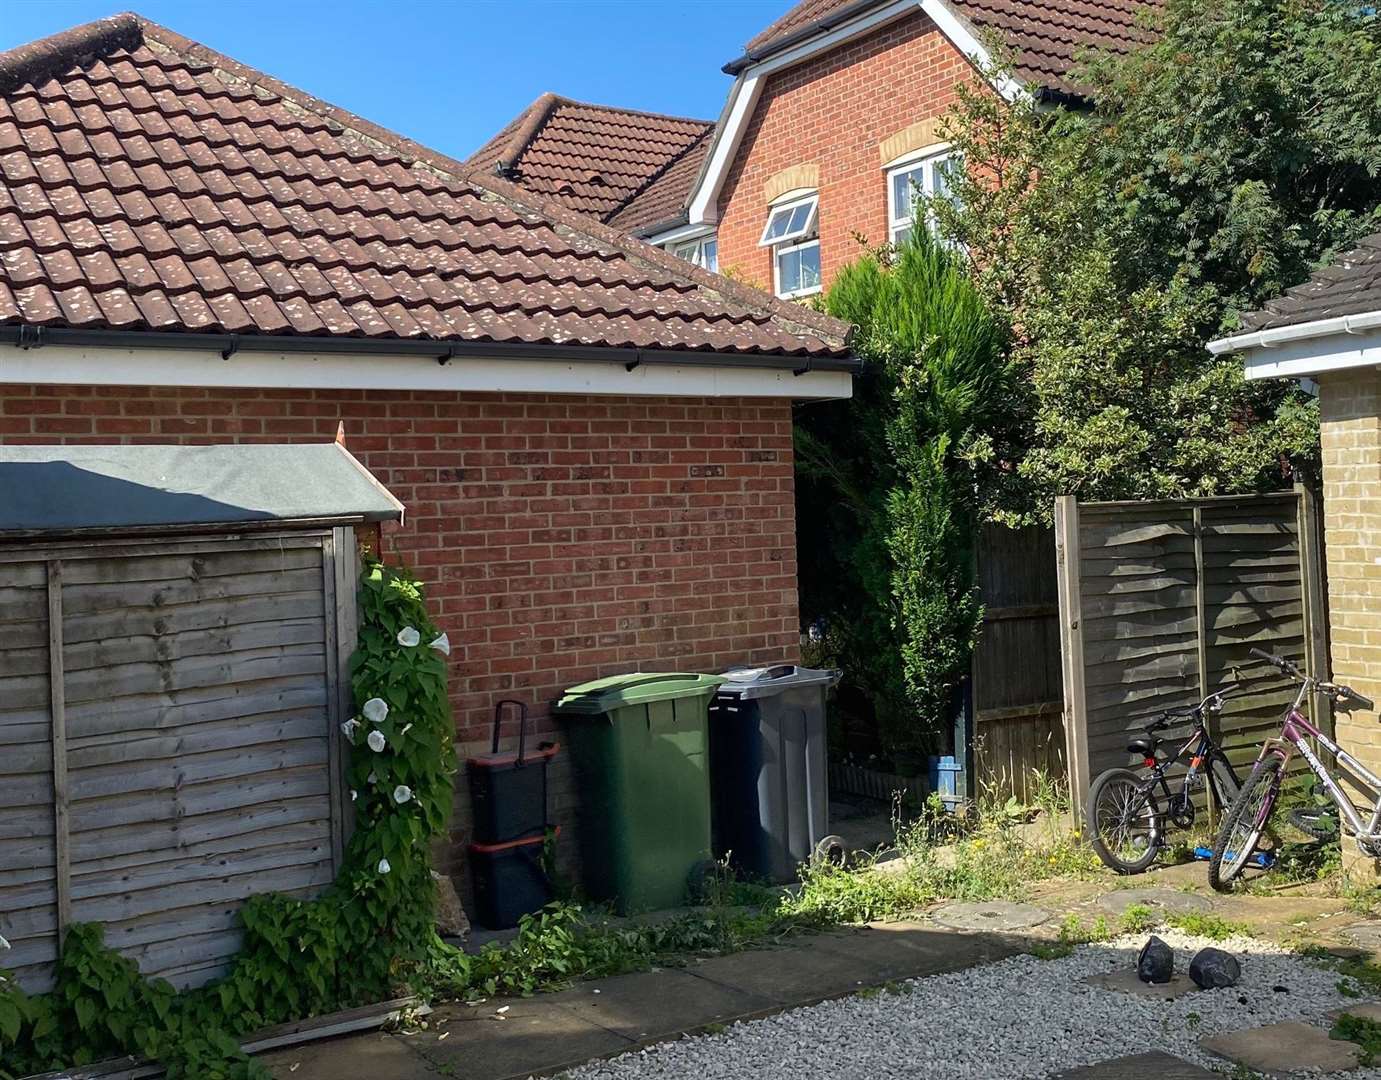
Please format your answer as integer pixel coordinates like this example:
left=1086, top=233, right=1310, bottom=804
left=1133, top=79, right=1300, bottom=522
left=0, top=0, right=787, bottom=161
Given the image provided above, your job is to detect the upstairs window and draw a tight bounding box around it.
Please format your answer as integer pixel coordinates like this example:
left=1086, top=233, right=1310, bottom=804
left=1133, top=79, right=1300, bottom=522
left=887, top=149, right=960, bottom=246
left=759, top=192, right=818, bottom=247
left=672, top=235, right=718, bottom=273
left=760, top=192, right=821, bottom=300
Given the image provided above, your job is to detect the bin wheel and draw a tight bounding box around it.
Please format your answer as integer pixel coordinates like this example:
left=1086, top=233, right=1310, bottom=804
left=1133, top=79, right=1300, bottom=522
left=812, top=835, right=846, bottom=868
left=686, top=859, right=724, bottom=905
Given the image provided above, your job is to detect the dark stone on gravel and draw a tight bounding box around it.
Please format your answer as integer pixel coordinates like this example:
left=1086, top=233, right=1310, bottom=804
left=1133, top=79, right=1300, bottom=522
left=1138, top=936, right=1174, bottom=984
left=1189, top=947, right=1241, bottom=989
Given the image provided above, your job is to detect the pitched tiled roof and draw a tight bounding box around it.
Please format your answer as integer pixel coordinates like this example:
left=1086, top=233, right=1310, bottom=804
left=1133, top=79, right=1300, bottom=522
left=469, top=95, right=714, bottom=237
left=0, top=15, right=852, bottom=364
left=733, top=0, right=1160, bottom=93
left=1239, top=233, right=1381, bottom=334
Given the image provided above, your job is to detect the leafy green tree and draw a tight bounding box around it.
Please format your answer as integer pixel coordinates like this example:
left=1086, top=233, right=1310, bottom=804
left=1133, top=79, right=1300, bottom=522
left=798, top=230, right=1011, bottom=753
left=931, top=0, right=1381, bottom=517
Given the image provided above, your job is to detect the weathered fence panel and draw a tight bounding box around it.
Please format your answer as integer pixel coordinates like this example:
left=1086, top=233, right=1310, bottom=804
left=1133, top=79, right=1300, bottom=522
left=1056, top=489, right=1328, bottom=816
left=0, top=533, right=354, bottom=992
left=972, top=523, right=1065, bottom=800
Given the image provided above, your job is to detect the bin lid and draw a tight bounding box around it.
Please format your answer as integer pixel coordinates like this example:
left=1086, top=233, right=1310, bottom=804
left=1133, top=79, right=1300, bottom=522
left=715, top=664, right=842, bottom=699
left=553, top=672, right=726, bottom=716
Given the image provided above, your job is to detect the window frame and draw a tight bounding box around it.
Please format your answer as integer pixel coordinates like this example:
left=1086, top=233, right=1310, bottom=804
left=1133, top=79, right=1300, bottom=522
left=885, top=147, right=958, bottom=245
left=758, top=192, right=819, bottom=248
left=671, top=234, right=718, bottom=273
left=772, top=236, right=822, bottom=301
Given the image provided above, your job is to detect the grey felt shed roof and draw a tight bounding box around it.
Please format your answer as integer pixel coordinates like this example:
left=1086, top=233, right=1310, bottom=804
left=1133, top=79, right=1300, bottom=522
left=0, top=442, right=403, bottom=536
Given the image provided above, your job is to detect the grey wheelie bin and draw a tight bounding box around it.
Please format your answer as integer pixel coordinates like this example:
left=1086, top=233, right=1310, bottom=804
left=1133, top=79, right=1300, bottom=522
left=707, top=664, right=842, bottom=883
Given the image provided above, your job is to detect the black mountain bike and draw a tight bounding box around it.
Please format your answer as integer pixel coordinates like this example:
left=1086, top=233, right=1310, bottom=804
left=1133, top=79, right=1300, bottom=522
left=1086, top=686, right=1245, bottom=874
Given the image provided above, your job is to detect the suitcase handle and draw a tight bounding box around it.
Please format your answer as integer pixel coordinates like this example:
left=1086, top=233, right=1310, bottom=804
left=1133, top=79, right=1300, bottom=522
left=757, top=665, right=797, bottom=680
left=492, top=699, right=530, bottom=765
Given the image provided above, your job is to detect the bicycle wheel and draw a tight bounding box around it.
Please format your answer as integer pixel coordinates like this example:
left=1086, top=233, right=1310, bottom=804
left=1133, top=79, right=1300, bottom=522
left=1209, top=755, right=1282, bottom=892
left=1086, top=768, right=1162, bottom=874
left=1208, top=753, right=1241, bottom=808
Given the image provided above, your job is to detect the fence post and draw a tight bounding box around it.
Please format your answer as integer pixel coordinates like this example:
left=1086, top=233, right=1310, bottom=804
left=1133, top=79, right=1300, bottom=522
left=1297, top=482, right=1333, bottom=737
left=1192, top=505, right=1217, bottom=739
left=1054, top=496, right=1090, bottom=824
left=46, top=559, right=71, bottom=939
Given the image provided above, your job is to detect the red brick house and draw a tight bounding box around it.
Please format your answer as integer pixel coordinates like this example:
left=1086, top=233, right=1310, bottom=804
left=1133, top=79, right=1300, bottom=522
left=475, top=0, right=1156, bottom=297
left=0, top=14, right=856, bottom=896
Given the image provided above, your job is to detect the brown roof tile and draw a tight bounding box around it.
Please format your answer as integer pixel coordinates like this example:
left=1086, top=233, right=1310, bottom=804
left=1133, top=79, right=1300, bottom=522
left=1238, top=232, right=1381, bottom=334
left=735, top=0, right=1160, bottom=93
left=0, top=14, right=851, bottom=364
left=469, top=94, right=714, bottom=236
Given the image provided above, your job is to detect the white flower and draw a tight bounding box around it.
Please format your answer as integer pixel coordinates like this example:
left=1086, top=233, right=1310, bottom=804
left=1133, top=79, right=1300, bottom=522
left=363, top=698, right=389, bottom=724
left=340, top=718, right=361, bottom=739
left=397, top=626, right=420, bottom=647
left=350, top=790, right=358, bottom=802
left=377, top=858, right=391, bottom=874
left=367, top=730, right=387, bottom=753
left=0, top=932, right=9, bottom=950
left=393, top=785, right=413, bottom=804
left=429, top=632, right=451, bottom=656
left=400, top=723, right=413, bottom=736
left=367, top=771, right=377, bottom=784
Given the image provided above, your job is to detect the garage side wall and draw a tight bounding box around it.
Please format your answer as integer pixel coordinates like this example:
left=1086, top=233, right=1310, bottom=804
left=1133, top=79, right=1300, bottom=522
left=1319, top=371, right=1381, bottom=827
left=0, top=385, right=801, bottom=894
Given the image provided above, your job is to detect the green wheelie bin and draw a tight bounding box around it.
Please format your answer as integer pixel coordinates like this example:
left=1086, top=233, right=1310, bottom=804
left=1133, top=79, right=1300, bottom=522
left=554, top=673, right=724, bottom=913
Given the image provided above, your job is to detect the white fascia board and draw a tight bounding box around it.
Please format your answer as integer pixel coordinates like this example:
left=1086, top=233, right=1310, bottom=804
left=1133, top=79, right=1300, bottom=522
left=688, top=0, right=1021, bottom=227
left=1207, top=309, right=1381, bottom=356
left=0, top=344, right=854, bottom=401
left=1232, top=327, right=1381, bottom=381
left=644, top=222, right=716, bottom=248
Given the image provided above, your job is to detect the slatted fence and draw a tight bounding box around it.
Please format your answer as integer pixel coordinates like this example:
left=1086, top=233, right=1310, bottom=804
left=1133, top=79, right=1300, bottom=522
left=1055, top=489, right=1328, bottom=814
left=0, top=530, right=356, bottom=992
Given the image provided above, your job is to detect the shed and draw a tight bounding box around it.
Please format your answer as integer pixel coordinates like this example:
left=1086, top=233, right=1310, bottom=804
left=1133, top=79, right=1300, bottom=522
left=0, top=443, right=403, bottom=991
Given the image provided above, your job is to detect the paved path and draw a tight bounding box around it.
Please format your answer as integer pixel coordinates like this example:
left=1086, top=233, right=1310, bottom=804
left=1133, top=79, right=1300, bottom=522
left=256, top=922, right=1024, bottom=1080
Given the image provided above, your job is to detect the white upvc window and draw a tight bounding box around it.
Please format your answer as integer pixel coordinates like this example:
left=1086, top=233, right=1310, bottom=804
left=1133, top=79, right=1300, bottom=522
left=886, top=148, right=960, bottom=246
left=671, top=235, right=718, bottom=273
left=759, top=192, right=818, bottom=247
left=760, top=191, right=821, bottom=299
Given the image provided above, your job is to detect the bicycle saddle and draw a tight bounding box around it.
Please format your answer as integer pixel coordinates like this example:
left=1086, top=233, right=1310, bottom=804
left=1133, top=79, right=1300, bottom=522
left=1126, top=735, right=1159, bottom=757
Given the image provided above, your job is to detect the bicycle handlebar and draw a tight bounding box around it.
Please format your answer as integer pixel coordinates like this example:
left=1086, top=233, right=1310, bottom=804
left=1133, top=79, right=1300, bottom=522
left=1250, top=647, right=1376, bottom=712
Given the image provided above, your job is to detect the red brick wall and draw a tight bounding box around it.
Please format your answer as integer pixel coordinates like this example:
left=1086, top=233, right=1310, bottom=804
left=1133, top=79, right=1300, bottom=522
left=0, top=383, right=801, bottom=891
left=715, top=9, right=973, bottom=291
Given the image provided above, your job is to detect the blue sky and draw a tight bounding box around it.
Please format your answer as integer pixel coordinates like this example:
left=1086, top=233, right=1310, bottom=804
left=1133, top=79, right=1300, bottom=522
left=0, top=0, right=787, bottom=160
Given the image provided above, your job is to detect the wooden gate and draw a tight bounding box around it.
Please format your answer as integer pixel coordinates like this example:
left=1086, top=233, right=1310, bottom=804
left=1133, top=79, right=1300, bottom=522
left=971, top=523, right=1065, bottom=800
left=1, top=531, right=356, bottom=992
left=1055, top=488, right=1328, bottom=814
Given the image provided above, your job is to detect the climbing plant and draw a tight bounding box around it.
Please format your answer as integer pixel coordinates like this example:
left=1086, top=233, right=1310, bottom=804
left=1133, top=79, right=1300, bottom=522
left=0, top=560, right=457, bottom=1079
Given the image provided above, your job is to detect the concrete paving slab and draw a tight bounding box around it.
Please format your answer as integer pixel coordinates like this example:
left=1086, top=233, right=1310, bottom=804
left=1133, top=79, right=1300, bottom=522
left=685, top=939, right=889, bottom=1005
left=817, top=922, right=1022, bottom=978
left=1096, top=888, right=1212, bottom=919
left=1347, top=921, right=1381, bottom=951
left=1082, top=969, right=1202, bottom=1000
left=1201, top=1020, right=1363, bottom=1075
left=259, top=1031, right=446, bottom=1080
left=1051, top=1049, right=1219, bottom=1079
left=1327, top=1000, right=1381, bottom=1022
left=930, top=900, right=1050, bottom=931
left=409, top=999, right=633, bottom=1080
left=547, top=967, right=775, bottom=1041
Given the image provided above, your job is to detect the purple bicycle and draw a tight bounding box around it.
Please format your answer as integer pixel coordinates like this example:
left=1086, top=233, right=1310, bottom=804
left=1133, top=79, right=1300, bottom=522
left=1209, top=648, right=1376, bottom=891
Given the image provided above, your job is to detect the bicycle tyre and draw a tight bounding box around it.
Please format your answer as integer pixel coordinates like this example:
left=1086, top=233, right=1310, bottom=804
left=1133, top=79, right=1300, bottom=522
left=1287, top=807, right=1339, bottom=841
left=1209, top=755, right=1282, bottom=892
left=1086, top=767, right=1162, bottom=874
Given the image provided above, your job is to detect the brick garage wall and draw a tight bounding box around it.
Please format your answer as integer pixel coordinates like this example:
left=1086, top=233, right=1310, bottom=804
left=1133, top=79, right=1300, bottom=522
left=0, top=382, right=801, bottom=900
left=715, top=8, right=973, bottom=292
left=1318, top=370, right=1381, bottom=851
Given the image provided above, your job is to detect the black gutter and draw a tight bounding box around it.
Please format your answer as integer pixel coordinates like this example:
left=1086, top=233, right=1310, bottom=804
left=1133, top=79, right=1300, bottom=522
left=0, top=325, right=861, bottom=374
left=723, top=0, right=887, bottom=74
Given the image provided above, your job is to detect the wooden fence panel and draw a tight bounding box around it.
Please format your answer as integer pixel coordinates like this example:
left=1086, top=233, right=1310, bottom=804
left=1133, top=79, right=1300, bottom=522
left=0, top=560, right=57, bottom=990
left=972, top=524, right=1065, bottom=800
left=1056, top=490, right=1327, bottom=816
left=0, top=535, right=352, bottom=994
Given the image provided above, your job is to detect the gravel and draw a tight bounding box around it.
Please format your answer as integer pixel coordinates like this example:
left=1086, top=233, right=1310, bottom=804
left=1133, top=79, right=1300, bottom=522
left=563, top=930, right=1381, bottom=1079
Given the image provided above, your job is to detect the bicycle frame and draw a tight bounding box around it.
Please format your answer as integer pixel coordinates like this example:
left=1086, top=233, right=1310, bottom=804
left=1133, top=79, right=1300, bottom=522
left=1258, top=677, right=1381, bottom=844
